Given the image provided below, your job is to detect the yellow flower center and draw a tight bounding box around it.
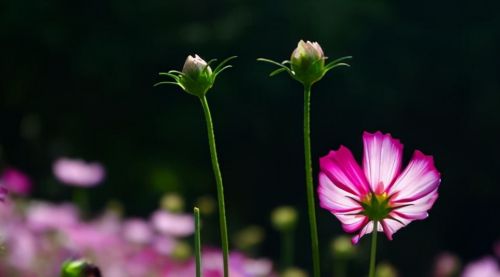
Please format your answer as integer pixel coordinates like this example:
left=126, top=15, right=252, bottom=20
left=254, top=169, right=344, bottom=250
left=360, top=192, right=393, bottom=221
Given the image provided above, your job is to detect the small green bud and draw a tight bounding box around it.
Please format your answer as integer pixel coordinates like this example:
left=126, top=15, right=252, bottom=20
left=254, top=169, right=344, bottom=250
left=179, top=55, right=214, bottom=97
left=170, top=241, right=192, bottom=261
left=155, top=55, right=236, bottom=98
left=330, top=235, right=356, bottom=259
left=281, top=267, right=309, bottom=277
left=290, top=40, right=326, bottom=86
left=160, top=193, right=185, bottom=213
left=258, top=41, right=351, bottom=87
left=196, top=195, right=216, bottom=216
left=271, top=206, right=298, bottom=232
left=375, top=262, right=398, bottom=277
left=234, top=225, right=265, bottom=250
left=60, top=260, right=101, bottom=277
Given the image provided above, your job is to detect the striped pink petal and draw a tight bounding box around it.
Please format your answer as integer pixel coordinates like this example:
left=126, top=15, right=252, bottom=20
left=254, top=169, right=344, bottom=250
left=319, top=146, right=370, bottom=196
left=388, top=150, right=440, bottom=202
left=362, top=132, right=403, bottom=193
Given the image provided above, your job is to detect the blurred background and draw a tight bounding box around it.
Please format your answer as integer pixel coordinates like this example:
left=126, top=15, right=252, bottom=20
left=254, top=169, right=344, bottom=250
left=1, top=0, right=499, bottom=276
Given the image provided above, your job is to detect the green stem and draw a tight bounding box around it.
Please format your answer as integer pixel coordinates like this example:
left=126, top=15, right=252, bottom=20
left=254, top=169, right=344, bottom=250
left=72, top=188, right=89, bottom=216
left=303, top=84, right=321, bottom=277
left=199, top=96, right=230, bottom=277
left=368, top=221, right=378, bottom=277
left=194, top=207, right=202, bottom=277
left=281, top=229, right=294, bottom=270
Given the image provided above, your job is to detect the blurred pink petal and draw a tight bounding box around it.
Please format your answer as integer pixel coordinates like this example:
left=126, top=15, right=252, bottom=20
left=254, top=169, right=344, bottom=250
left=318, top=131, right=441, bottom=243
left=1, top=167, right=32, bottom=195
left=151, top=210, right=194, bottom=237
left=53, top=158, right=105, bottom=187
left=123, top=218, right=153, bottom=244
left=153, top=236, right=176, bottom=255
left=26, top=202, right=79, bottom=232
left=462, top=257, right=500, bottom=277
left=0, top=186, right=7, bottom=202
left=433, top=252, right=461, bottom=277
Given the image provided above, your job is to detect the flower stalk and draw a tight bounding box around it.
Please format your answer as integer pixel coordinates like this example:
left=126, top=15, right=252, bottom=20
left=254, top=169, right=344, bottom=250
left=155, top=55, right=236, bottom=277
left=199, top=96, right=230, bottom=277
left=369, top=221, right=378, bottom=277
left=258, top=40, right=351, bottom=277
left=303, top=84, right=321, bottom=276
left=194, top=207, right=202, bottom=277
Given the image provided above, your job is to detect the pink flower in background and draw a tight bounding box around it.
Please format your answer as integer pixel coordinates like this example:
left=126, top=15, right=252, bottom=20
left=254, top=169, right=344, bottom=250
left=434, top=252, right=461, bottom=277
left=26, top=202, right=79, bottom=232
left=1, top=167, right=32, bottom=195
left=123, top=219, right=153, bottom=244
left=462, top=257, right=500, bottom=277
left=53, top=158, right=105, bottom=187
left=151, top=210, right=194, bottom=237
left=0, top=186, right=7, bottom=202
left=318, top=131, right=441, bottom=243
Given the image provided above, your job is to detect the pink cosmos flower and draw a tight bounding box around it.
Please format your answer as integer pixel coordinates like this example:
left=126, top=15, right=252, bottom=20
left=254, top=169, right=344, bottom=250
left=0, top=186, right=7, bottom=202
left=462, top=257, right=500, bottom=277
left=151, top=210, right=194, bottom=237
left=318, top=131, right=441, bottom=243
left=0, top=167, right=32, bottom=195
left=53, top=158, right=105, bottom=187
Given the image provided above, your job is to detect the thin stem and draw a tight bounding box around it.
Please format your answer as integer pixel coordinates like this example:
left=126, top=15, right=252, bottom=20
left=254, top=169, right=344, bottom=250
left=281, top=229, right=294, bottom=270
left=303, top=84, right=321, bottom=277
left=194, top=207, right=202, bottom=277
left=199, top=96, right=230, bottom=277
left=368, top=221, right=379, bottom=277
left=72, top=188, right=89, bottom=217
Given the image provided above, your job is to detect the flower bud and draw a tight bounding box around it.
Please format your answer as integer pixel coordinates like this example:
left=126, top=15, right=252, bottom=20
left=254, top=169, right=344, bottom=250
left=60, top=260, right=101, bottom=277
left=375, top=262, right=398, bottom=277
left=160, top=193, right=185, bottom=213
left=179, top=54, right=213, bottom=97
left=330, top=235, right=356, bottom=259
left=234, top=225, right=265, bottom=250
left=290, top=40, right=326, bottom=85
left=170, top=241, right=192, bottom=261
left=271, top=206, right=298, bottom=232
left=281, top=267, right=309, bottom=277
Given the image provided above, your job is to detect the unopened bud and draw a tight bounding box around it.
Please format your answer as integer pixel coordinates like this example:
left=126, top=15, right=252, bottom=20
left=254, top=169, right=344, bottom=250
left=331, top=235, right=356, bottom=259
left=60, top=260, right=101, bottom=277
left=234, top=225, right=265, bottom=250
left=375, top=262, right=398, bottom=277
left=281, top=267, right=309, bottom=277
left=161, top=193, right=185, bottom=213
left=271, top=206, right=298, bottom=232
left=179, top=55, right=214, bottom=97
left=290, top=40, right=326, bottom=85
left=170, top=241, right=192, bottom=261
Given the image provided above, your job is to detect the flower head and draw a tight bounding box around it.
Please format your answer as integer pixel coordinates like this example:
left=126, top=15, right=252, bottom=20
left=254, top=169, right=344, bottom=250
left=155, top=55, right=237, bottom=98
left=462, top=256, right=500, bottom=277
left=0, top=167, right=32, bottom=195
left=318, top=131, right=441, bottom=244
left=290, top=40, right=326, bottom=85
left=0, top=186, right=7, bottom=203
left=258, top=39, right=351, bottom=86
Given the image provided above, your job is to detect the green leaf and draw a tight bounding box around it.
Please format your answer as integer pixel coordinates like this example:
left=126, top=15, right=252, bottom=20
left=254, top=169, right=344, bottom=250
left=269, top=67, right=287, bottom=77
left=213, top=56, right=238, bottom=74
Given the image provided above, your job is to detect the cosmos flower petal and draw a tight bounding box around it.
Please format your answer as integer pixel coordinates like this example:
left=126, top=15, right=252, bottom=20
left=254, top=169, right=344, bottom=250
left=362, top=132, right=403, bottom=193
left=319, top=146, right=370, bottom=196
left=380, top=218, right=409, bottom=240
left=351, top=221, right=383, bottom=244
left=318, top=172, right=362, bottom=213
left=392, top=188, right=438, bottom=220
left=388, top=150, right=440, bottom=202
left=336, top=214, right=368, bottom=233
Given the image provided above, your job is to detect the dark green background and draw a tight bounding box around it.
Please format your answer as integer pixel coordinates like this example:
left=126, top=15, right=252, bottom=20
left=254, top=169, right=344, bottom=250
left=1, top=0, right=499, bottom=275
